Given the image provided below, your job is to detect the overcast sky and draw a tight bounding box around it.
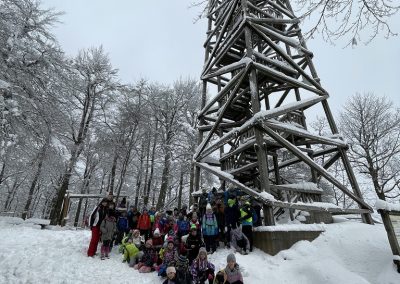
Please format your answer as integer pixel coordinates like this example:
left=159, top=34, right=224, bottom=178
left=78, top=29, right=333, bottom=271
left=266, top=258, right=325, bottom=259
left=41, top=0, right=399, bottom=118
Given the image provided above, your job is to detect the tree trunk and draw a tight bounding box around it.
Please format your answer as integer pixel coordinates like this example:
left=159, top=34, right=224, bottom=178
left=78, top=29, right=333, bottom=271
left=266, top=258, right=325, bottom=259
left=178, top=167, right=184, bottom=209
left=49, top=145, right=81, bottom=225
left=22, top=139, right=48, bottom=220
left=144, top=120, right=158, bottom=207
left=74, top=198, right=83, bottom=227
left=108, top=151, right=118, bottom=196
left=189, top=162, right=195, bottom=206
left=0, top=162, right=6, bottom=187
left=142, top=131, right=151, bottom=204
left=134, top=142, right=146, bottom=207
left=156, top=146, right=172, bottom=210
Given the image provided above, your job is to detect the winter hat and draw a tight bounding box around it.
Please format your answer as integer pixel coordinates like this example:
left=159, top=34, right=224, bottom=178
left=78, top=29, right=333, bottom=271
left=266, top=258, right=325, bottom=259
left=154, top=228, right=160, bottom=236
left=198, top=247, right=207, bottom=258
left=166, top=266, right=176, bottom=274
left=206, top=203, right=212, bottom=210
left=190, top=224, right=197, bottom=231
left=167, top=236, right=174, bottom=244
left=145, top=239, right=153, bottom=247
left=228, top=198, right=236, bottom=207
left=227, top=253, right=236, bottom=263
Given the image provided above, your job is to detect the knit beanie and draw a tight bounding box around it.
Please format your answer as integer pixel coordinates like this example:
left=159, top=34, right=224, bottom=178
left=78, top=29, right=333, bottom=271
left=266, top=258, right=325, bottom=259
left=190, top=224, right=197, bottom=231
left=167, top=236, right=174, bottom=244
left=166, top=266, right=176, bottom=274
left=206, top=203, right=212, bottom=210
left=227, top=253, right=236, bottom=263
left=198, top=247, right=207, bottom=258
left=228, top=199, right=236, bottom=207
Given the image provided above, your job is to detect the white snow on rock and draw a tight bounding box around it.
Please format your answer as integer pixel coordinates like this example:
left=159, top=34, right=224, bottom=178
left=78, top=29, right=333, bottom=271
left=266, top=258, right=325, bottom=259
left=0, top=218, right=398, bottom=283
left=375, top=199, right=400, bottom=212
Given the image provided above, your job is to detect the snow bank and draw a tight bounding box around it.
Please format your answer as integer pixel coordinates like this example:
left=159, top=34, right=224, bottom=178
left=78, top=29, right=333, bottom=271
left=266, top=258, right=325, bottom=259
left=0, top=219, right=398, bottom=283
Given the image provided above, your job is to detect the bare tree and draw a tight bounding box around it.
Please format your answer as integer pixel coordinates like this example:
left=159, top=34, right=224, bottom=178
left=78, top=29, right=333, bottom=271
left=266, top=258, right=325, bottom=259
left=49, top=47, right=119, bottom=225
left=191, top=0, right=399, bottom=45
left=340, top=93, right=400, bottom=200
left=296, top=0, right=400, bottom=45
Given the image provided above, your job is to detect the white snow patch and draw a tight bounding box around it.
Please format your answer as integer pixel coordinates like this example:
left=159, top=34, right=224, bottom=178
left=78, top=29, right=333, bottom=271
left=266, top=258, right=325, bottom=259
left=375, top=199, right=400, bottom=212
left=0, top=219, right=399, bottom=283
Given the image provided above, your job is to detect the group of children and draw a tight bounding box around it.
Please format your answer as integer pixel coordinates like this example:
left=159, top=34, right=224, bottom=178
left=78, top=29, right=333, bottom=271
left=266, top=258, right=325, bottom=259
left=87, top=186, right=256, bottom=283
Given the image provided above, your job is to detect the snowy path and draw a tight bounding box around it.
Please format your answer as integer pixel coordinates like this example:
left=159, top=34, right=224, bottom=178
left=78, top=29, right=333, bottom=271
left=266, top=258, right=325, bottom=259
left=0, top=218, right=398, bottom=284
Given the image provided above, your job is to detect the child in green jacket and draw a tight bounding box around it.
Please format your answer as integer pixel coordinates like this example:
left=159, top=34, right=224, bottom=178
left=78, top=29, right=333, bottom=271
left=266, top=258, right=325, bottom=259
left=123, top=238, right=141, bottom=267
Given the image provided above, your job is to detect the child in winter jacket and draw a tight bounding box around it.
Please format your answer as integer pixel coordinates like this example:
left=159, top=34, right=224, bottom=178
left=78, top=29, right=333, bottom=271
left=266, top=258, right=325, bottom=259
left=163, top=266, right=179, bottom=284
left=223, top=253, right=243, bottom=284
left=177, top=212, right=190, bottom=240
left=134, top=239, right=157, bottom=273
left=186, top=224, right=204, bottom=265
left=175, top=252, right=192, bottom=284
left=158, top=237, right=178, bottom=277
left=190, top=247, right=215, bottom=284
left=152, top=228, right=164, bottom=250
left=137, top=208, right=152, bottom=241
left=190, top=212, right=201, bottom=237
left=116, top=211, right=129, bottom=245
left=100, top=214, right=116, bottom=259
left=123, top=238, right=141, bottom=267
left=201, top=203, right=218, bottom=253
left=230, top=227, right=250, bottom=255
left=131, top=229, right=144, bottom=250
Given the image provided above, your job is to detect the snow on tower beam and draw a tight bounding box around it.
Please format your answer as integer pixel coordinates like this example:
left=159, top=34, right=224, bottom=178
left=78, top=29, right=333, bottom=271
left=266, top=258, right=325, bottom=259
left=195, top=94, right=327, bottom=161
left=260, top=124, right=372, bottom=211
left=269, top=147, right=339, bottom=172
left=195, top=65, right=250, bottom=160
left=195, top=162, right=371, bottom=215
left=264, top=120, right=348, bottom=147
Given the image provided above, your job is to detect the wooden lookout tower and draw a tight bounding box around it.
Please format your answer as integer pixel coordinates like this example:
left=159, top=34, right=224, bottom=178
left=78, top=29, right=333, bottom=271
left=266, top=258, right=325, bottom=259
left=193, top=0, right=374, bottom=227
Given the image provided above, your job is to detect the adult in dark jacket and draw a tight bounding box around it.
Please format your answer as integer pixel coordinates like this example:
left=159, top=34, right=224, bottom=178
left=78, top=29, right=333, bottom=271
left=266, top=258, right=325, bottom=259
left=224, top=198, right=240, bottom=248
left=87, top=198, right=109, bottom=257
left=128, top=206, right=141, bottom=230
left=215, top=200, right=225, bottom=245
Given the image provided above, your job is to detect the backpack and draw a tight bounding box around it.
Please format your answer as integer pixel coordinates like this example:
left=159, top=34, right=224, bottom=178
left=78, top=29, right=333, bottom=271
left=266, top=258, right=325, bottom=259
left=117, top=217, right=128, bottom=231
left=177, top=219, right=189, bottom=233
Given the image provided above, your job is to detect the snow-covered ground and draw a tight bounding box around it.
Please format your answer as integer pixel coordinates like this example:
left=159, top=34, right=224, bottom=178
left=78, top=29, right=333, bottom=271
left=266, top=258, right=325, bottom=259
left=0, top=217, right=398, bottom=284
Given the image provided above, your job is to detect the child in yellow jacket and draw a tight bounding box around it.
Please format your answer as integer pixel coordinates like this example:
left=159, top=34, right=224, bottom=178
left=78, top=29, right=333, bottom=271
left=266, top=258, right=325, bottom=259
left=123, top=238, right=142, bottom=267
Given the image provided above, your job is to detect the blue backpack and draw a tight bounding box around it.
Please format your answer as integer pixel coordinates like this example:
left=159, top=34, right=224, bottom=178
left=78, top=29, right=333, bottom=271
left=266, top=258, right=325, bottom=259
left=117, top=216, right=128, bottom=231
left=177, top=219, right=189, bottom=233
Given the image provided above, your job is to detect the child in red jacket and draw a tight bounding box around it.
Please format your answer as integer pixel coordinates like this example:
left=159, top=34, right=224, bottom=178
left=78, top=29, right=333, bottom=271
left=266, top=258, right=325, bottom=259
left=137, top=208, right=152, bottom=241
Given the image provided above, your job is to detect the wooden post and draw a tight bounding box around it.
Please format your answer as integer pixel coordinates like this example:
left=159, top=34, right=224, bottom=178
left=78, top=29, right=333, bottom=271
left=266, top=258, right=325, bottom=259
left=60, top=193, right=70, bottom=227
left=242, top=0, right=274, bottom=225
left=379, top=210, right=400, bottom=272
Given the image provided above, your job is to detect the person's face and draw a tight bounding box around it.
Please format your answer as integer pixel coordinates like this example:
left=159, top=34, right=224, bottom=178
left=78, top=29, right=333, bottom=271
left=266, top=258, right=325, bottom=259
left=168, top=242, right=174, bottom=250
left=228, top=260, right=235, bottom=269
left=200, top=252, right=206, bottom=260
left=101, top=201, right=107, bottom=207
left=167, top=272, right=175, bottom=280
left=191, top=230, right=197, bottom=236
